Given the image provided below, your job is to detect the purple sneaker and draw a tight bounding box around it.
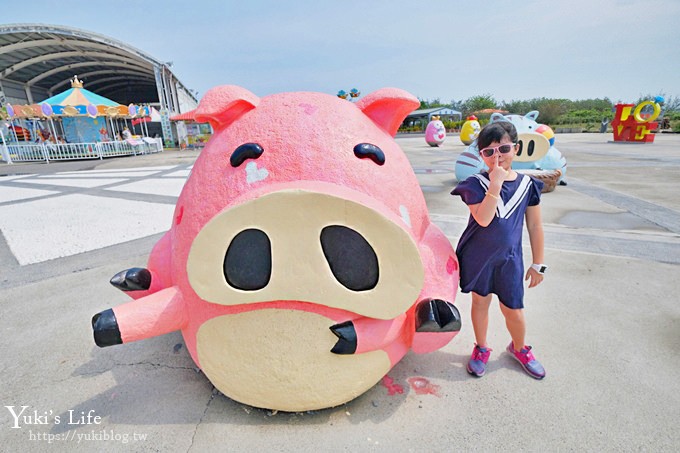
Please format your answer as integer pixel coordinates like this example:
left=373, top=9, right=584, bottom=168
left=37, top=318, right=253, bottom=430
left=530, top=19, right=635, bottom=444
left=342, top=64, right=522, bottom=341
left=467, top=344, right=492, bottom=377
left=507, top=342, right=546, bottom=380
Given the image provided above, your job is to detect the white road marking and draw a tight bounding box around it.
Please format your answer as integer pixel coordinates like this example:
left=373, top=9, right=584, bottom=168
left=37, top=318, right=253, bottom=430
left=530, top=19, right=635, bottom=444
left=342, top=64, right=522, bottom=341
left=0, top=194, right=175, bottom=265
left=0, top=186, right=59, bottom=203
left=163, top=169, right=191, bottom=177
left=55, top=165, right=177, bottom=173
left=52, top=171, right=162, bottom=178
left=0, top=174, right=38, bottom=181
left=106, top=178, right=187, bottom=197
left=17, top=178, right=128, bottom=188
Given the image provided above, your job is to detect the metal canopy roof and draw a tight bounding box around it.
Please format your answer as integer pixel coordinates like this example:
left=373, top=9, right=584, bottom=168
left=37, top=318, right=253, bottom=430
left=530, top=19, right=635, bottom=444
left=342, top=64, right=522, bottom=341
left=0, top=23, right=196, bottom=107
left=406, top=107, right=462, bottom=122
left=408, top=107, right=462, bottom=117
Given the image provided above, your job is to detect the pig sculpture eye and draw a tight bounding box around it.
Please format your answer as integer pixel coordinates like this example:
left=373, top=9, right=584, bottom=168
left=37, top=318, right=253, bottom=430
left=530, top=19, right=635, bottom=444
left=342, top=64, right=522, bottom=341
left=230, top=143, right=264, bottom=167
left=320, top=225, right=379, bottom=291
left=353, top=143, right=385, bottom=166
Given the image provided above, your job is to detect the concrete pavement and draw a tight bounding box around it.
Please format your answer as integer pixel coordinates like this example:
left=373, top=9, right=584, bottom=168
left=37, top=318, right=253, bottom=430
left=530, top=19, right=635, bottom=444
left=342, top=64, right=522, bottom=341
left=1, top=133, right=679, bottom=452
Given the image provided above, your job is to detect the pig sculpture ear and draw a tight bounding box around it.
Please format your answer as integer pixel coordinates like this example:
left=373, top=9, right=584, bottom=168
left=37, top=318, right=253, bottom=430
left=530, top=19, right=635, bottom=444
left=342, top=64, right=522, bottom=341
left=525, top=110, right=540, bottom=122
left=193, top=85, right=260, bottom=129
left=356, top=88, right=420, bottom=136
left=490, top=113, right=509, bottom=124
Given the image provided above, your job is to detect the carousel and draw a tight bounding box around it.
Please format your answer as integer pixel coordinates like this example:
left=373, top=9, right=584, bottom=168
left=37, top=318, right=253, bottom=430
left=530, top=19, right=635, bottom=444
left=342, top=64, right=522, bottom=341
left=1, top=76, right=163, bottom=164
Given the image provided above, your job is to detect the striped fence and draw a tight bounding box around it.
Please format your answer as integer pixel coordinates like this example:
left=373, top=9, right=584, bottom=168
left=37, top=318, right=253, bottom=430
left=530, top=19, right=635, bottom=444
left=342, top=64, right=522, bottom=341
left=0, top=138, right=163, bottom=164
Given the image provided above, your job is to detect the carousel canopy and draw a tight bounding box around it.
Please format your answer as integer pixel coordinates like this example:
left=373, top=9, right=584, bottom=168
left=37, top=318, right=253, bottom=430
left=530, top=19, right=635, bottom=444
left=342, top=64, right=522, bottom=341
left=5, top=75, right=146, bottom=119
left=42, top=77, right=120, bottom=108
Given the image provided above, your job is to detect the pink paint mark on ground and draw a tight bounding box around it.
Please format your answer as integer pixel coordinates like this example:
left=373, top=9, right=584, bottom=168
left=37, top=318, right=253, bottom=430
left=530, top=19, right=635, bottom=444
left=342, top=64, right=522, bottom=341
left=298, top=103, right=318, bottom=115
left=381, top=375, right=404, bottom=395
left=407, top=377, right=441, bottom=397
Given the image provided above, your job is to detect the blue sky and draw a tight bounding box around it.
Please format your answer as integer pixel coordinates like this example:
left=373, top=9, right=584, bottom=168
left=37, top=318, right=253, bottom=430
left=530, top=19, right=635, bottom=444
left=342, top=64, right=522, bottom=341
left=4, top=0, right=679, bottom=104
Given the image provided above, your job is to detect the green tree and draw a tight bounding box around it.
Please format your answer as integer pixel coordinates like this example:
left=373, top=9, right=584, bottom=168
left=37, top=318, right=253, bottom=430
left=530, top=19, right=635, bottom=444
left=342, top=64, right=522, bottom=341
left=634, top=92, right=680, bottom=112
left=572, top=98, right=613, bottom=111
left=502, top=99, right=531, bottom=114
left=418, top=98, right=448, bottom=109
left=664, top=95, right=680, bottom=112
left=533, top=99, right=569, bottom=124
left=501, top=98, right=570, bottom=123
left=450, top=99, right=464, bottom=112
left=461, top=94, right=498, bottom=115
left=417, top=92, right=680, bottom=127
left=500, top=97, right=613, bottom=126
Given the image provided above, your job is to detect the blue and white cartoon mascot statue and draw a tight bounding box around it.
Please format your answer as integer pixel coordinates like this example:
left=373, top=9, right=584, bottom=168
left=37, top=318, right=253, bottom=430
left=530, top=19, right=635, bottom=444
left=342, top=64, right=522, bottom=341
left=455, top=111, right=567, bottom=190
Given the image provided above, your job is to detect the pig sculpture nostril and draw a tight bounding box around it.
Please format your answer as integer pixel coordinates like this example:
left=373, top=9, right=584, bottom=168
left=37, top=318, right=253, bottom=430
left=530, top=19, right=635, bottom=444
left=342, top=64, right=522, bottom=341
left=223, top=229, right=272, bottom=290
left=527, top=140, right=535, bottom=156
left=320, top=225, right=379, bottom=291
left=517, top=139, right=536, bottom=158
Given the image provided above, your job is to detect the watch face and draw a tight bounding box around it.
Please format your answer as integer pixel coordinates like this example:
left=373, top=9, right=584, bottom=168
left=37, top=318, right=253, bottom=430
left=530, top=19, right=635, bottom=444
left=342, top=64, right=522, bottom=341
left=532, top=264, right=547, bottom=274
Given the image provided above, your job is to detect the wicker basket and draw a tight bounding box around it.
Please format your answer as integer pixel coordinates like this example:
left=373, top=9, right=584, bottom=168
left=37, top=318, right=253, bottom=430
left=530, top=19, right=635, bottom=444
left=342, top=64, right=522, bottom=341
left=516, top=169, right=562, bottom=193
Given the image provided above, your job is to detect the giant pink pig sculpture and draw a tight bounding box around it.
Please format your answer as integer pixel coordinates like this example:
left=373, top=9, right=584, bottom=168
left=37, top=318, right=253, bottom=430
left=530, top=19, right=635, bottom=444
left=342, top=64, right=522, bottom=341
left=92, top=86, right=461, bottom=411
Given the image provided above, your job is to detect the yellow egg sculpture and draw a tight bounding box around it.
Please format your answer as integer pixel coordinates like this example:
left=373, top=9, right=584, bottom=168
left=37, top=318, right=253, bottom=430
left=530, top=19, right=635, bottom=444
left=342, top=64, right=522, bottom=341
left=460, top=115, right=481, bottom=145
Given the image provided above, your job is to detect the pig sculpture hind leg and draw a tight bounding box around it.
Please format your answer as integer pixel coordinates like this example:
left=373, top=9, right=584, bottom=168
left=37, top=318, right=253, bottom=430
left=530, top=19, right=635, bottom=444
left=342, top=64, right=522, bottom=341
left=415, top=299, right=461, bottom=332
left=91, top=309, right=122, bottom=347
left=93, top=287, right=186, bottom=348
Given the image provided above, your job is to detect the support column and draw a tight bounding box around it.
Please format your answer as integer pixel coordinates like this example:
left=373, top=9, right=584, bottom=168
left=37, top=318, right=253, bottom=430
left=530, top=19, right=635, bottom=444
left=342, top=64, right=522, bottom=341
left=24, top=85, right=34, bottom=104
left=0, top=80, right=7, bottom=106
left=155, top=65, right=175, bottom=147
left=0, top=129, right=12, bottom=164
left=169, top=76, right=180, bottom=115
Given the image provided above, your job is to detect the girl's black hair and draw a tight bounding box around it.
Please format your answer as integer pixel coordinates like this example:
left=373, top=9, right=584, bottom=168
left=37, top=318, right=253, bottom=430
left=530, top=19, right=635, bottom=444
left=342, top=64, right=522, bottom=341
left=477, top=122, right=518, bottom=151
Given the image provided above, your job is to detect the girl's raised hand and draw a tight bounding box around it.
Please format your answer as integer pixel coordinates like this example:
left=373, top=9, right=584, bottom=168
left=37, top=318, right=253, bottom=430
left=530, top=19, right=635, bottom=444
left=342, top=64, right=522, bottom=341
left=489, top=154, right=508, bottom=185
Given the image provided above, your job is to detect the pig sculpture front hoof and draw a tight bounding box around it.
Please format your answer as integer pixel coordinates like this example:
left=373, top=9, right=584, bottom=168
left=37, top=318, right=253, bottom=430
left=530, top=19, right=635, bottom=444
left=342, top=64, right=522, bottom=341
left=415, top=299, right=461, bottom=332
left=110, top=267, right=151, bottom=291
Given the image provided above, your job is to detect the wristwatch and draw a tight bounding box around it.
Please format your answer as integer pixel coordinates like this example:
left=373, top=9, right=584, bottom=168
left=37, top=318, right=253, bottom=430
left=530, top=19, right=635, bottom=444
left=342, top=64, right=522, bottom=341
left=531, top=263, right=548, bottom=274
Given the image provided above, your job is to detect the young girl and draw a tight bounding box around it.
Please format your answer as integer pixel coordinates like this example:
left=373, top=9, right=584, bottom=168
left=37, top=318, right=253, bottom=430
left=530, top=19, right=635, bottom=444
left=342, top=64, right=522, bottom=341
left=451, top=121, right=547, bottom=379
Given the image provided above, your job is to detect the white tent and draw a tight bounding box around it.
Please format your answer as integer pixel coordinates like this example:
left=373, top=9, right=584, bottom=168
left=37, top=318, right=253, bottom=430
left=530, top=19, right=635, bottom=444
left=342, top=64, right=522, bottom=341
left=149, top=106, right=162, bottom=122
